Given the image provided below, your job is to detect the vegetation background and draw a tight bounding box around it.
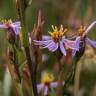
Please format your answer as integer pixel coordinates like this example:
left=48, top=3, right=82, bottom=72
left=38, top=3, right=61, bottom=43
left=0, top=0, right=96, bottom=96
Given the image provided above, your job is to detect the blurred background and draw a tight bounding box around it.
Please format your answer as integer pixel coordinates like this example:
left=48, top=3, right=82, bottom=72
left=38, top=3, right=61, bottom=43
left=0, top=0, right=96, bottom=96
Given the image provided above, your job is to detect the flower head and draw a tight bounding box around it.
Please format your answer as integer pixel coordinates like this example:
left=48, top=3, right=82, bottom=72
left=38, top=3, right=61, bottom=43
left=76, top=22, right=96, bottom=48
left=77, top=25, right=86, bottom=36
left=48, top=25, right=67, bottom=42
left=37, top=71, right=54, bottom=95
left=0, top=19, right=21, bottom=35
left=41, top=71, right=54, bottom=85
left=34, top=25, right=80, bottom=56
left=37, top=71, right=64, bottom=96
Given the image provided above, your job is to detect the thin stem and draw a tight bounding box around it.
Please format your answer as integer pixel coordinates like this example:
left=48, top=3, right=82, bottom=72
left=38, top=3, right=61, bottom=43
left=12, top=44, right=21, bottom=82
left=6, top=51, right=23, bottom=96
left=7, top=63, right=19, bottom=96
left=18, top=0, right=38, bottom=95
left=24, top=47, right=38, bottom=96
left=55, top=52, right=64, bottom=96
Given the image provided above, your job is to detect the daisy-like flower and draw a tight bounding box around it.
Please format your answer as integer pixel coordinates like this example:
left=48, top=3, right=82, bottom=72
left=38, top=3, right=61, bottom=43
left=37, top=71, right=64, bottom=96
left=0, top=19, right=20, bottom=35
left=72, top=21, right=96, bottom=56
left=34, top=25, right=80, bottom=56
left=77, top=21, right=96, bottom=48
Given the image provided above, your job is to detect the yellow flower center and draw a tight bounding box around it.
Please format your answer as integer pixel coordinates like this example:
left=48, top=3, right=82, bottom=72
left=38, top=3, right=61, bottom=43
left=2, top=19, right=12, bottom=27
left=48, top=25, right=67, bottom=42
left=41, top=72, right=54, bottom=85
left=77, top=25, right=86, bottom=36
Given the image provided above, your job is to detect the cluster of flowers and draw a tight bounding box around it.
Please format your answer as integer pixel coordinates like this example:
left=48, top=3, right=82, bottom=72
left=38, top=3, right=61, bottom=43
left=1, top=19, right=96, bottom=56
left=0, top=19, right=96, bottom=95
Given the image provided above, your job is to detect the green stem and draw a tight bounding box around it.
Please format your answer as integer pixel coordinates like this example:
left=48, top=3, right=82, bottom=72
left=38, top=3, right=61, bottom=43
left=18, top=0, right=38, bottom=95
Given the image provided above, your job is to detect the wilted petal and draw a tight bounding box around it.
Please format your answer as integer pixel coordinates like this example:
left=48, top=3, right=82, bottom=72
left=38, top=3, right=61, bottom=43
left=42, top=35, right=51, bottom=40
left=60, top=41, right=66, bottom=56
left=63, top=37, right=80, bottom=50
left=86, top=37, right=96, bottom=48
left=44, top=86, right=48, bottom=96
left=37, top=84, right=44, bottom=93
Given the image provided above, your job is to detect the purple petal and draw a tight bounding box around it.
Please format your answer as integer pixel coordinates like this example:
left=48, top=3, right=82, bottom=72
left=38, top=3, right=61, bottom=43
left=71, top=37, right=81, bottom=56
left=72, top=50, right=77, bottom=56
left=0, top=24, right=7, bottom=28
left=48, top=42, right=58, bottom=52
left=60, top=41, right=66, bottom=56
left=50, top=81, right=65, bottom=88
left=42, top=41, right=54, bottom=48
left=63, top=39, right=76, bottom=49
left=63, top=37, right=80, bottom=50
left=64, top=39, right=76, bottom=49
left=42, top=35, right=51, bottom=40
left=37, top=84, right=44, bottom=93
left=44, top=86, right=48, bottom=96
left=12, top=27, right=20, bottom=35
left=75, top=37, right=81, bottom=50
left=34, top=40, right=58, bottom=52
left=50, top=82, right=58, bottom=88
left=86, top=37, right=96, bottom=48
left=10, top=23, right=20, bottom=35
left=34, top=40, right=52, bottom=46
left=12, top=21, right=20, bottom=26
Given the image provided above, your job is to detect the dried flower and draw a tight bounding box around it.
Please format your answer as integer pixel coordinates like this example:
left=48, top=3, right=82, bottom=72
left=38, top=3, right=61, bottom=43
left=34, top=25, right=80, bottom=56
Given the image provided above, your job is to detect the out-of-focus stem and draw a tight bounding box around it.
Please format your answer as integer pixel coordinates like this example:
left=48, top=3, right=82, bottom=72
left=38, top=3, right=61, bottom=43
left=55, top=53, right=64, bottom=96
left=56, top=69, right=64, bottom=96
left=13, top=45, right=21, bottom=82
left=74, top=61, right=82, bottom=96
left=18, top=0, right=38, bottom=95
left=7, top=63, right=19, bottom=96
left=7, top=51, right=23, bottom=96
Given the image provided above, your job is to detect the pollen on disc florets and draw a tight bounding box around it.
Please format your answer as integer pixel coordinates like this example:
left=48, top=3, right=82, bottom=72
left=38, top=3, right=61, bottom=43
left=2, top=19, right=12, bottom=27
left=48, top=25, right=67, bottom=42
left=41, top=72, right=54, bottom=86
left=77, top=25, right=86, bottom=36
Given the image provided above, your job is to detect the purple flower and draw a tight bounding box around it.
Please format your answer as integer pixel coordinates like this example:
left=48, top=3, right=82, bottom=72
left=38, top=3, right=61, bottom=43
left=34, top=25, right=80, bottom=56
left=77, top=21, right=96, bottom=49
left=0, top=19, right=21, bottom=35
left=37, top=82, right=64, bottom=96
left=85, top=37, right=96, bottom=48
left=37, top=71, right=64, bottom=95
